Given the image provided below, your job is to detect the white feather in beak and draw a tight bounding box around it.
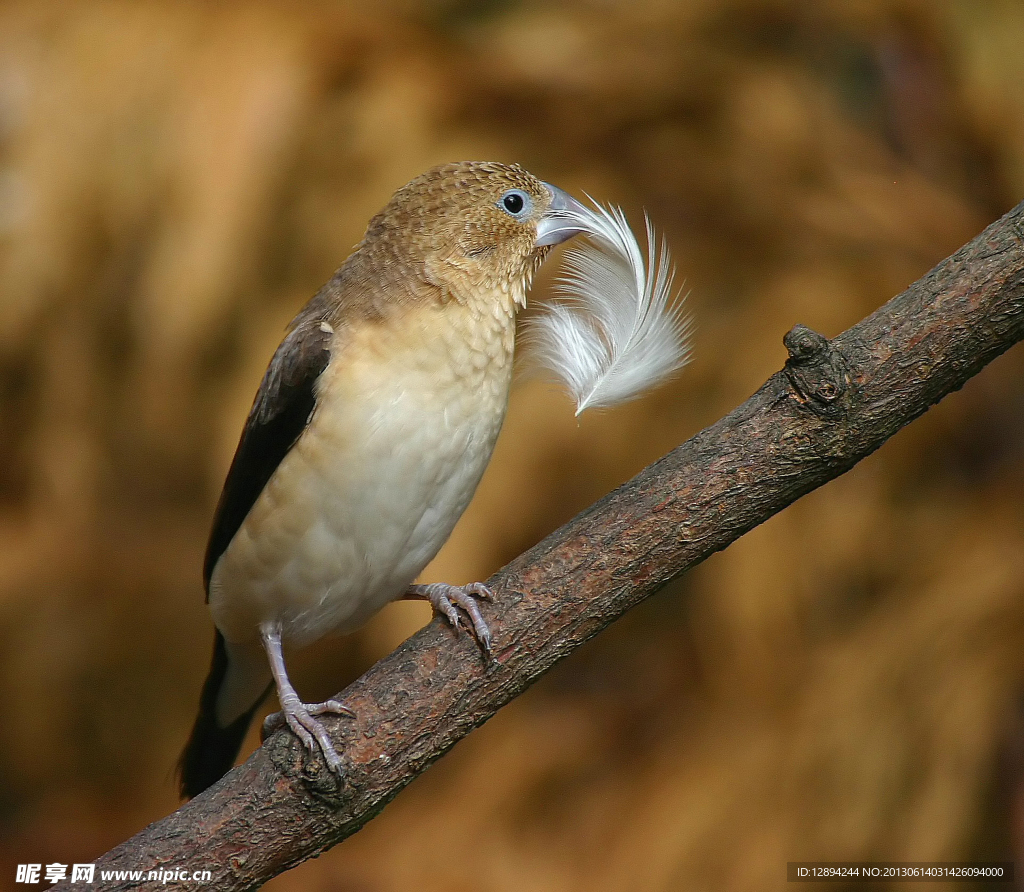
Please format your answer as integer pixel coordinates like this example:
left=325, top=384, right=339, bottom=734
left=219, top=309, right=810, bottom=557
left=526, top=197, right=692, bottom=415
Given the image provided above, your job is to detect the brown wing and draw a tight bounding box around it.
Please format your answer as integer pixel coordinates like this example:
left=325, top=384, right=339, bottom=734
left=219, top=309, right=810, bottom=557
left=203, top=311, right=333, bottom=593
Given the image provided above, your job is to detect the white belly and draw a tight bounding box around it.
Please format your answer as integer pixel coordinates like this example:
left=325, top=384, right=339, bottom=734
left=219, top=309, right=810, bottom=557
left=209, top=300, right=515, bottom=647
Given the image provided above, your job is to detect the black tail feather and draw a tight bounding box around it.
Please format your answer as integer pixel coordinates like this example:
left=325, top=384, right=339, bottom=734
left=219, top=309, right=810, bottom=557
left=178, top=631, right=270, bottom=799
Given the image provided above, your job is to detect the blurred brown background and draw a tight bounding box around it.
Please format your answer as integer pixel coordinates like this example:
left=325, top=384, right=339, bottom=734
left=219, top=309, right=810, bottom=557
left=2, top=1, right=1024, bottom=889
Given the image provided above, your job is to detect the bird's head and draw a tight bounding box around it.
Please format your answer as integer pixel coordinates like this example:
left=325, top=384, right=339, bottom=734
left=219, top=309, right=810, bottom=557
left=361, top=161, right=586, bottom=309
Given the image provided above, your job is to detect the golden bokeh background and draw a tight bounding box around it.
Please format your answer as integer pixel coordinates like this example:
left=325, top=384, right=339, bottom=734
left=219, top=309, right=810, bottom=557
left=2, top=1, right=1024, bottom=889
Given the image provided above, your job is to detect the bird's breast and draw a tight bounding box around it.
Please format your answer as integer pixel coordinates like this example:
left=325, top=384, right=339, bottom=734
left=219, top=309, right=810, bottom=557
left=209, top=295, right=517, bottom=646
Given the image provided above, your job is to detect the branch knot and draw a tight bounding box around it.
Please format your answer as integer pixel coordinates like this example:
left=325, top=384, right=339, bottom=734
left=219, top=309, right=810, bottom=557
left=783, top=324, right=852, bottom=417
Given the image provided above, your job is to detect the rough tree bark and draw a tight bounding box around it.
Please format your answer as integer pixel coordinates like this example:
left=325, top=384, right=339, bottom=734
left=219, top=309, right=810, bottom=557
left=70, top=200, right=1024, bottom=890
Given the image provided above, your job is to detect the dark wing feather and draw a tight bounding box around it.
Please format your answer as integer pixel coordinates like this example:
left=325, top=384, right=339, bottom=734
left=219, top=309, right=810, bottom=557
left=203, top=314, right=333, bottom=592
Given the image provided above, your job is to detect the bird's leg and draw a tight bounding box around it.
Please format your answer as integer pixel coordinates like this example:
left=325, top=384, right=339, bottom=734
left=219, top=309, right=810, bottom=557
left=404, top=582, right=493, bottom=657
left=258, top=622, right=353, bottom=774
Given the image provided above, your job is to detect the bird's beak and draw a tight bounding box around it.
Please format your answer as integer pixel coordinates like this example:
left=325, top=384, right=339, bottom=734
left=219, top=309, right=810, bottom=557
left=535, top=183, right=590, bottom=247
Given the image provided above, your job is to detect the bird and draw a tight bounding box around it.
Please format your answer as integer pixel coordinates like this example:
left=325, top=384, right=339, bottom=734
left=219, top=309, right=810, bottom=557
left=178, top=161, right=588, bottom=799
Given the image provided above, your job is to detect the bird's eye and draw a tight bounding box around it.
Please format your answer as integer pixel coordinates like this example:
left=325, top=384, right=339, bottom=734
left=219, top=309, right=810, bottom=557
left=498, top=189, right=532, bottom=220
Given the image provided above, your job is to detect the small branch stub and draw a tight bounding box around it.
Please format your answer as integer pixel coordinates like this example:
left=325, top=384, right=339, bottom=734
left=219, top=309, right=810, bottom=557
left=783, top=324, right=852, bottom=416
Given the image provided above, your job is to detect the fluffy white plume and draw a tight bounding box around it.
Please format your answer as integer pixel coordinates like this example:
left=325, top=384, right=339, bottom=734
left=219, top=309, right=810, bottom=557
left=525, top=200, right=692, bottom=415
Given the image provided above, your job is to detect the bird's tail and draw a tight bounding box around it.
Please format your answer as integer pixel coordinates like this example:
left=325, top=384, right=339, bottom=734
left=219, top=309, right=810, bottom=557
left=178, top=630, right=271, bottom=799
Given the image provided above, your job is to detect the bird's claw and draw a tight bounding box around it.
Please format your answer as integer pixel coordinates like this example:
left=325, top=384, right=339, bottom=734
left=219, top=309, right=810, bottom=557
left=261, top=696, right=354, bottom=776
left=405, top=582, right=494, bottom=658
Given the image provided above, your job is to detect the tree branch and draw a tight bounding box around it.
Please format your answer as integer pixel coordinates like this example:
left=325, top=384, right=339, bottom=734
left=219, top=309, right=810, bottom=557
left=77, top=200, right=1024, bottom=890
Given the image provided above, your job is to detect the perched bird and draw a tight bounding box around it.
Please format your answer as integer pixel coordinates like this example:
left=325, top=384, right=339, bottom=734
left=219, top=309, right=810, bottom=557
left=179, top=161, right=588, bottom=798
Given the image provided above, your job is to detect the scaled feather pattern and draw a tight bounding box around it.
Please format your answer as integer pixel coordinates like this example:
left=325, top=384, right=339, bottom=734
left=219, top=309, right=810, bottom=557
left=525, top=200, right=692, bottom=414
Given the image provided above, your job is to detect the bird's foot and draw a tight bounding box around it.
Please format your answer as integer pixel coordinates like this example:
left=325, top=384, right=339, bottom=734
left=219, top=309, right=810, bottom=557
left=261, top=696, right=354, bottom=775
left=404, top=582, right=493, bottom=657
